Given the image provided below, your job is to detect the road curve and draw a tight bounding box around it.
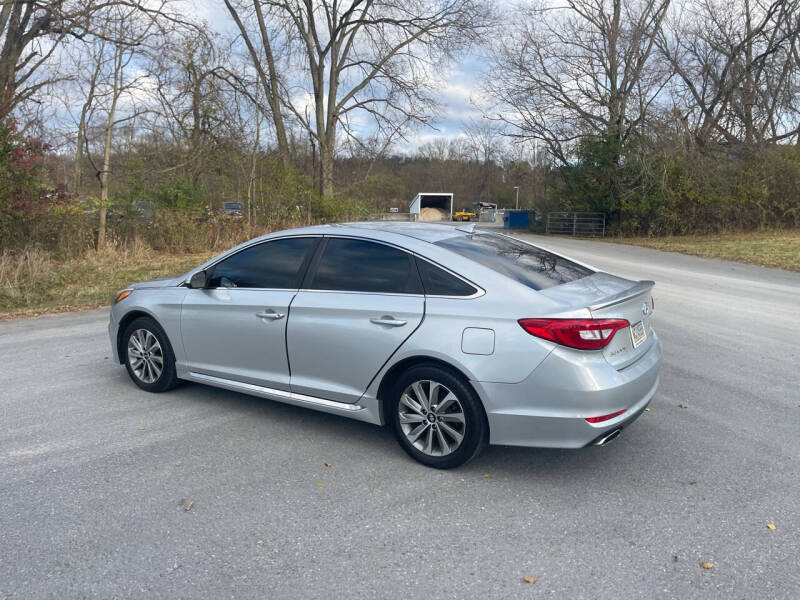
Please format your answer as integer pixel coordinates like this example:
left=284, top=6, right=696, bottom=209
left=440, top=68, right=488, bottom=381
left=1, top=235, right=798, bottom=599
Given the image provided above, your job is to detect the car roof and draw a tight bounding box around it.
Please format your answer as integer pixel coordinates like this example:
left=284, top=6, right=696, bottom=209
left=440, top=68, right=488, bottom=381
left=338, top=221, right=471, bottom=242
left=278, top=221, right=472, bottom=244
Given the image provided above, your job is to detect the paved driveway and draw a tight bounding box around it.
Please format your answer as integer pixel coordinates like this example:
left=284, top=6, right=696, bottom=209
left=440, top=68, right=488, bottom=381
left=1, top=235, right=798, bottom=599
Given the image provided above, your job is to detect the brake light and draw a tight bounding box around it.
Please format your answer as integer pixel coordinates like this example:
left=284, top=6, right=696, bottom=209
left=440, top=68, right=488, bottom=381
left=518, top=318, right=630, bottom=350
left=586, top=409, right=626, bottom=423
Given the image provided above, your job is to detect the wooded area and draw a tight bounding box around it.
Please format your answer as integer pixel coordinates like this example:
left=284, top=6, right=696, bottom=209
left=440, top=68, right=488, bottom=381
left=2, top=0, right=800, bottom=261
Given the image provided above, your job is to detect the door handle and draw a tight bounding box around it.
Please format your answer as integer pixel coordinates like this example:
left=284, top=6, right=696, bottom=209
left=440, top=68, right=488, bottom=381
left=256, top=310, right=285, bottom=320
left=370, top=316, right=407, bottom=327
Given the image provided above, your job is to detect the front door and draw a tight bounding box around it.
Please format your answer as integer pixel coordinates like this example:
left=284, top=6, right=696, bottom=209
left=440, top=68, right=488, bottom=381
left=180, top=236, right=317, bottom=390
left=287, top=237, right=425, bottom=403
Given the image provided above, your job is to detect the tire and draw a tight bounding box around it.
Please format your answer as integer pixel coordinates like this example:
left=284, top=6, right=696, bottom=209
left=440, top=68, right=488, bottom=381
left=389, top=363, right=488, bottom=469
left=122, top=316, right=180, bottom=393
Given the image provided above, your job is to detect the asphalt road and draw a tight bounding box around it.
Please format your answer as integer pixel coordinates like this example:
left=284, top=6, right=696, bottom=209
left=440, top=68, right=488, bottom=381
left=1, top=235, right=799, bottom=599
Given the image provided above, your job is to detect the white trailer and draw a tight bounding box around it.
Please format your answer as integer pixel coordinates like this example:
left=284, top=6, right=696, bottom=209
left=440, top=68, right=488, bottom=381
left=410, top=193, right=453, bottom=221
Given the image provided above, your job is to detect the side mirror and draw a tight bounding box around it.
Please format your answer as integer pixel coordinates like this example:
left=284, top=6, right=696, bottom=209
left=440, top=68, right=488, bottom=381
left=188, top=270, right=208, bottom=289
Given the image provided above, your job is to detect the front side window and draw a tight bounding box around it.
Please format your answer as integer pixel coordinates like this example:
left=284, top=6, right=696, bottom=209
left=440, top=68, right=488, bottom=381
left=309, top=238, right=420, bottom=294
left=435, top=232, right=593, bottom=290
left=207, top=237, right=316, bottom=289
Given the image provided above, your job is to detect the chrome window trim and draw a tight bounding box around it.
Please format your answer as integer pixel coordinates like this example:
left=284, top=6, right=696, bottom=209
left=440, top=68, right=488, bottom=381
left=209, top=287, right=301, bottom=293
left=297, top=288, right=425, bottom=298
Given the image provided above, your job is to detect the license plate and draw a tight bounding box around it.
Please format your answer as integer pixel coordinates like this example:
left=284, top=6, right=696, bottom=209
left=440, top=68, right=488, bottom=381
left=631, top=320, right=647, bottom=348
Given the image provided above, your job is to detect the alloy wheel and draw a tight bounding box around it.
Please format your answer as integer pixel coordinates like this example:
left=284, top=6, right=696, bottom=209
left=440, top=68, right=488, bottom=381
left=398, top=379, right=466, bottom=456
left=127, top=328, right=164, bottom=384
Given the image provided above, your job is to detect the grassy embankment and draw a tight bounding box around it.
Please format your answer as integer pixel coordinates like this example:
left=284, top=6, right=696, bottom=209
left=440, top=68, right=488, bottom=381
left=0, top=245, right=215, bottom=319
left=609, top=231, right=800, bottom=272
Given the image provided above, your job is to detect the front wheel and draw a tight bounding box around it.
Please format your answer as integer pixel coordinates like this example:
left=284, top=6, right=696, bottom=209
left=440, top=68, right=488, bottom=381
left=122, top=316, right=180, bottom=393
left=389, top=364, right=488, bottom=469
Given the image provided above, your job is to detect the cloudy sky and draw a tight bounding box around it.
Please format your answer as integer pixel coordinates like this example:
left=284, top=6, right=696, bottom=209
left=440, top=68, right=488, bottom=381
left=186, top=0, right=493, bottom=152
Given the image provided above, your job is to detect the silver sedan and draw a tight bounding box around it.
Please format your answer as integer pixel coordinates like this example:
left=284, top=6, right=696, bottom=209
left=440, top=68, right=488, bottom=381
left=108, top=222, right=662, bottom=468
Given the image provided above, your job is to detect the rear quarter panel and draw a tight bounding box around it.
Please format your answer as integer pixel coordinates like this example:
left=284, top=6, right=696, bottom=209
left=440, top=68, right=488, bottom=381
left=363, top=286, right=559, bottom=406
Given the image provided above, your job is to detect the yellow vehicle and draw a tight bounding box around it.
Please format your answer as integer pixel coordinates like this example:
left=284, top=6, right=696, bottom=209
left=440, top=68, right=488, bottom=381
left=453, top=208, right=476, bottom=222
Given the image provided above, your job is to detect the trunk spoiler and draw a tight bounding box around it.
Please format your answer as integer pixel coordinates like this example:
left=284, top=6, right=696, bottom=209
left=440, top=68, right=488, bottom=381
left=589, top=280, right=655, bottom=311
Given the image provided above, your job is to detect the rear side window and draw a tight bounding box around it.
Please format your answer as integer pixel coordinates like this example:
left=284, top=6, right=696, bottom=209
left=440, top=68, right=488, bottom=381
left=208, top=237, right=316, bottom=289
left=416, top=258, right=477, bottom=297
left=435, top=233, right=593, bottom=290
left=309, top=238, right=420, bottom=294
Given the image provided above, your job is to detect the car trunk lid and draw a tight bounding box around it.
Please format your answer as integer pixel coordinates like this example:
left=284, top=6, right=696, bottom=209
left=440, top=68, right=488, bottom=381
left=538, top=272, right=655, bottom=369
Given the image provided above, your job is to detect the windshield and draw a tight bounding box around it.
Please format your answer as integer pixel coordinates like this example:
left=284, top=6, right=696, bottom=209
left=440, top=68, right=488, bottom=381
left=435, top=232, right=593, bottom=290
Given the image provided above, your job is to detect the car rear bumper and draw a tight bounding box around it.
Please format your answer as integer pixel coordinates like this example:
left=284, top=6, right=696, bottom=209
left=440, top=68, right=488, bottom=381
left=472, top=333, right=662, bottom=448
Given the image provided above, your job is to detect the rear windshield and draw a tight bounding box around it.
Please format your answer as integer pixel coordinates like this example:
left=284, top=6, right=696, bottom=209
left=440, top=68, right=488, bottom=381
left=435, top=232, right=593, bottom=290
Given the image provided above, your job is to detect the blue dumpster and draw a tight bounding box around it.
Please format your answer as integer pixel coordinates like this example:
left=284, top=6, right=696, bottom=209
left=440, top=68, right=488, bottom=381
left=503, top=210, right=531, bottom=229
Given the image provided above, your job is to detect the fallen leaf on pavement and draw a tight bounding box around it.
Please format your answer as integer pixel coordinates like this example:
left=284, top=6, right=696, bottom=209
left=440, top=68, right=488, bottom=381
left=483, top=473, right=491, bottom=479
left=644, top=408, right=651, bottom=412
left=317, top=482, right=325, bottom=488
left=700, top=561, right=713, bottom=570
left=137, top=426, right=145, bottom=430
left=767, top=523, right=776, bottom=531
left=522, top=576, right=537, bottom=584
left=184, top=501, right=193, bottom=511
left=175, top=462, right=182, bottom=467
left=324, top=462, right=332, bottom=467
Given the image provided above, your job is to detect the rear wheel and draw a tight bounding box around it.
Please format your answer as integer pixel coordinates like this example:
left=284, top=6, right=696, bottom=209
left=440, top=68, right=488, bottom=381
left=122, top=317, right=179, bottom=393
left=389, top=364, right=488, bottom=469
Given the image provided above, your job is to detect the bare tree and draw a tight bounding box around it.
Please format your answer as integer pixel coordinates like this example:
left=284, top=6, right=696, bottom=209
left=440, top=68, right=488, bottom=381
left=658, top=0, right=800, bottom=146
left=225, top=0, right=491, bottom=196
left=223, top=0, right=291, bottom=168
left=462, top=118, right=504, bottom=203
left=0, top=1, right=186, bottom=119
left=65, top=36, right=110, bottom=193
left=146, top=32, right=226, bottom=186
left=489, top=0, right=670, bottom=163
left=81, top=5, right=156, bottom=248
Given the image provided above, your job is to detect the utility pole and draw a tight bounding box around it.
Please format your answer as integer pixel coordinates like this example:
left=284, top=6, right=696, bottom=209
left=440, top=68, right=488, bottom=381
left=514, top=186, right=520, bottom=210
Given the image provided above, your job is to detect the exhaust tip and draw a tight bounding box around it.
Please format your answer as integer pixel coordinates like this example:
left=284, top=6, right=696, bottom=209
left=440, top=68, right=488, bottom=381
left=594, top=428, right=622, bottom=446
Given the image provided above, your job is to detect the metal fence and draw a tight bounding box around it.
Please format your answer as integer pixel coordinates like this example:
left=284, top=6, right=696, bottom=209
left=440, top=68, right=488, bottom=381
left=546, top=212, right=606, bottom=237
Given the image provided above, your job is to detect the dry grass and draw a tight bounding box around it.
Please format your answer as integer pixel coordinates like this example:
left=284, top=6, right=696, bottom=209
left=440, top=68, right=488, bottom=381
left=609, top=231, right=800, bottom=271
left=0, top=243, right=215, bottom=317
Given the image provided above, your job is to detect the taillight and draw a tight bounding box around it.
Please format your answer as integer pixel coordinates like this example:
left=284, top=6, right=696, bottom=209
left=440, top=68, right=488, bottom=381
left=518, top=318, right=630, bottom=350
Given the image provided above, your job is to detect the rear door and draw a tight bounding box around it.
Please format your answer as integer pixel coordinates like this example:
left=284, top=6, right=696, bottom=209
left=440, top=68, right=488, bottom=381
left=180, top=236, right=318, bottom=389
left=287, top=237, right=425, bottom=403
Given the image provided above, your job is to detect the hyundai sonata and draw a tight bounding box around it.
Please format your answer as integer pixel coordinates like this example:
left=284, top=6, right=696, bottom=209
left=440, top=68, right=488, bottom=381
left=109, top=222, right=661, bottom=468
